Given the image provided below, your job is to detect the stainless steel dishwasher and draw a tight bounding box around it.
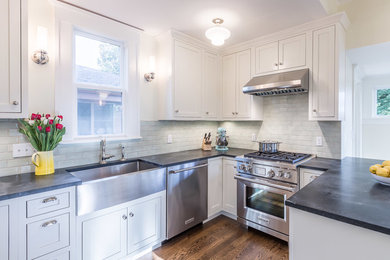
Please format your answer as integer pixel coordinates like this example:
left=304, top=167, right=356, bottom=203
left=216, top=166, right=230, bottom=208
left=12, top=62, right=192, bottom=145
left=167, top=159, right=208, bottom=239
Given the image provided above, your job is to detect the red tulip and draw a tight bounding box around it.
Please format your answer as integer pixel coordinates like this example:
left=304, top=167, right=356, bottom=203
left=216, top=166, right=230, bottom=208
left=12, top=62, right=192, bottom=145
left=55, top=123, right=63, bottom=130
left=31, top=113, right=37, bottom=120
left=57, top=115, right=63, bottom=120
left=49, top=119, right=54, bottom=124
left=37, top=126, right=42, bottom=131
left=36, top=114, right=42, bottom=120
left=45, top=114, right=50, bottom=119
left=45, top=126, right=51, bottom=133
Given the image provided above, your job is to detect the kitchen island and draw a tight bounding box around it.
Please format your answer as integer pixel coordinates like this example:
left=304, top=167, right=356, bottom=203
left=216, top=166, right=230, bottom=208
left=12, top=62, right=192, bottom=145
left=287, top=157, right=390, bottom=260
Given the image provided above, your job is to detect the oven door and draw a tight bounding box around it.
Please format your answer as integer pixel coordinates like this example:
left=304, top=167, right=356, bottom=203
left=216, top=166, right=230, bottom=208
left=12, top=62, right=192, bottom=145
left=235, top=174, right=297, bottom=235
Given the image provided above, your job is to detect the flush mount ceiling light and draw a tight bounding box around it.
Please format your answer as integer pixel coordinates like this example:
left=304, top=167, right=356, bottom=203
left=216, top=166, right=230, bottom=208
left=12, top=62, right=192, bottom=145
left=205, top=18, right=231, bottom=46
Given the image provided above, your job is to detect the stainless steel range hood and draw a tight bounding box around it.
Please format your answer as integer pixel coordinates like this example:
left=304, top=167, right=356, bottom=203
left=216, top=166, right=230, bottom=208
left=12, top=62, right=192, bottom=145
left=242, top=69, right=309, bottom=96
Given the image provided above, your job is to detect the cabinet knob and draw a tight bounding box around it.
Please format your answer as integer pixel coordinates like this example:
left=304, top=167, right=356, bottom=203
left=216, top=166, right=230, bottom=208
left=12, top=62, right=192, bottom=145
left=175, top=110, right=179, bottom=113
left=122, top=215, right=128, bottom=220
left=13, top=101, right=19, bottom=105
left=274, top=63, right=278, bottom=67
left=313, top=109, right=317, bottom=113
left=206, top=112, right=209, bottom=115
left=236, top=112, right=238, bottom=115
left=279, top=62, right=283, bottom=65
left=129, top=212, right=134, bottom=217
left=232, top=112, right=235, bottom=115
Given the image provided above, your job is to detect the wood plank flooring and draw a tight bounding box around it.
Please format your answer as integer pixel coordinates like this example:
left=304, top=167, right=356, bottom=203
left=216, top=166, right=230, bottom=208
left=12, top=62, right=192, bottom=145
left=139, top=215, right=288, bottom=260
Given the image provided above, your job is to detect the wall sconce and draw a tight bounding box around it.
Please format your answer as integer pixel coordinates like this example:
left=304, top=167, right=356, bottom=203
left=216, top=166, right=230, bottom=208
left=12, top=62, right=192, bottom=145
left=144, top=56, right=156, bottom=82
left=32, top=26, right=49, bottom=65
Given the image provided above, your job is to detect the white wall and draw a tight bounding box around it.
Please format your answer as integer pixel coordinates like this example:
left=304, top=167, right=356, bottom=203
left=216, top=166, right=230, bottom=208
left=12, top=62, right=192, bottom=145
left=361, top=74, right=390, bottom=160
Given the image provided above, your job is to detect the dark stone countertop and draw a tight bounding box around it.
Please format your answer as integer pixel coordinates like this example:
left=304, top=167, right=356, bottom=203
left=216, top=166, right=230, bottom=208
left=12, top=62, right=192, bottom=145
left=0, top=168, right=81, bottom=201
left=287, top=157, right=390, bottom=236
left=139, top=148, right=255, bottom=167
left=0, top=147, right=252, bottom=201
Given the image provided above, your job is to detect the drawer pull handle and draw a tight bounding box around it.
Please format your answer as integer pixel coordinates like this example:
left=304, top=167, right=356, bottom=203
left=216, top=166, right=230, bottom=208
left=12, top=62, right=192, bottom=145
left=258, top=217, right=270, bottom=224
left=129, top=212, right=134, bottom=217
left=41, top=220, right=57, bottom=228
left=42, top=197, right=58, bottom=203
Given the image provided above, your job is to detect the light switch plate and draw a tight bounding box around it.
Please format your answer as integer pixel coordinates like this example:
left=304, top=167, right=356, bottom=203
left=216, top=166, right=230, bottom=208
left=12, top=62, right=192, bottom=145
left=167, top=134, right=173, bottom=144
left=316, top=136, right=323, bottom=146
left=13, top=143, right=35, bottom=157
left=251, top=133, right=257, bottom=142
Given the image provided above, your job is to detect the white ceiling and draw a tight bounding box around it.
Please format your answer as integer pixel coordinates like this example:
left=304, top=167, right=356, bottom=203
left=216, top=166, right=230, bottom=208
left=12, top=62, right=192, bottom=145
left=63, top=0, right=328, bottom=46
left=348, top=42, right=390, bottom=77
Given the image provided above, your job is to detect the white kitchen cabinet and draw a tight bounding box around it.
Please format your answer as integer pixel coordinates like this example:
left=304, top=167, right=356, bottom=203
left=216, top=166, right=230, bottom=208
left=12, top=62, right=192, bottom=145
left=0, top=204, right=10, bottom=259
left=203, top=51, right=220, bottom=118
left=77, top=191, right=166, bottom=259
left=310, top=25, right=345, bottom=121
left=222, top=53, right=237, bottom=118
left=0, top=0, right=27, bottom=118
left=157, top=31, right=220, bottom=120
left=236, top=50, right=252, bottom=118
left=174, top=40, right=203, bottom=118
left=254, top=34, right=306, bottom=75
left=222, top=158, right=237, bottom=216
left=82, top=208, right=128, bottom=260
left=300, top=168, right=325, bottom=188
left=208, top=158, right=223, bottom=217
left=127, top=194, right=164, bottom=254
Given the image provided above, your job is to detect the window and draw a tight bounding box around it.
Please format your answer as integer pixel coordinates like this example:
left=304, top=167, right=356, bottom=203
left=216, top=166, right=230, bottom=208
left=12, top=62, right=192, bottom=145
left=375, top=88, right=390, bottom=116
left=74, top=31, right=124, bottom=136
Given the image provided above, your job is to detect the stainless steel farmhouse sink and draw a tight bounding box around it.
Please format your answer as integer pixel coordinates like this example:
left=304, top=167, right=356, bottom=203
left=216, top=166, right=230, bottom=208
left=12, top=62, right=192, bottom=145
left=68, top=160, right=166, bottom=216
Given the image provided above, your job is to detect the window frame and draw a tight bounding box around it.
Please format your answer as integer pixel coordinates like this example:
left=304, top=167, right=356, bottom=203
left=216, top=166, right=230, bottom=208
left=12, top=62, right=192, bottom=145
left=372, top=86, right=390, bottom=118
left=73, top=29, right=126, bottom=138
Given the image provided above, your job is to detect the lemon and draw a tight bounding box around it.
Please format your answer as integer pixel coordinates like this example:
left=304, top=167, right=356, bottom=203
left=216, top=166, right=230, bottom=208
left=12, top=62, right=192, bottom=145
left=383, top=161, right=390, bottom=167
left=376, top=167, right=390, bottom=177
left=370, top=165, right=378, bottom=174
left=384, top=166, right=390, bottom=172
left=375, top=164, right=383, bottom=168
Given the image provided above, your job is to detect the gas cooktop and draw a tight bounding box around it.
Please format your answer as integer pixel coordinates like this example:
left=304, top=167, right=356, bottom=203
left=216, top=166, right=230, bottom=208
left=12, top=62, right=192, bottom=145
left=244, top=151, right=312, bottom=164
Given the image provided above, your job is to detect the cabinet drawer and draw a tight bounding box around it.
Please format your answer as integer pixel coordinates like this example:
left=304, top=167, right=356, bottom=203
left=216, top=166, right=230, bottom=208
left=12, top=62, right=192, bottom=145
left=26, top=191, right=70, bottom=218
left=35, top=250, right=70, bottom=260
left=27, top=213, right=70, bottom=259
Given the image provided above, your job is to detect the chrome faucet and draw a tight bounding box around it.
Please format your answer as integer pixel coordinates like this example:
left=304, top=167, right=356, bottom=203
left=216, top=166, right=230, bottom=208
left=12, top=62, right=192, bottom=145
left=120, top=144, right=126, bottom=161
left=100, top=139, right=115, bottom=164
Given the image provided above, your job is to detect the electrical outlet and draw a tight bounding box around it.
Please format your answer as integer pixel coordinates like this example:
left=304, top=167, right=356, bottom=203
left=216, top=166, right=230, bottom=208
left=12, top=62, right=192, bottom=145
left=13, top=143, right=35, bottom=157
left=251, top=133, right=257, bottom=142
left=167, top=134, right=173, bottom=144
left=316, top=136, right=323, bottom=146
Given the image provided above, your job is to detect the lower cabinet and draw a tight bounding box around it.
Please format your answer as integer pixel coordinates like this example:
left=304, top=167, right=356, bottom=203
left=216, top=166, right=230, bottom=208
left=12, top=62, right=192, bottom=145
left=81, top=208, right=128, bottom=260
left=77, top=190, right=166, bottom=260
left=222, top=158, right=237, bottom=216
left=0, top=204, right=10, bottom=260
left=208, top=158, right=223, bottom=217
left=300, top=168, right=325, bottom=188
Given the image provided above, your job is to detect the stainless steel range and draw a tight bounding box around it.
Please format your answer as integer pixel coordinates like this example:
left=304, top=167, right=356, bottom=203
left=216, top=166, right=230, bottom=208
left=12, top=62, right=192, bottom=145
left=234, top=151, right=312, bottom=241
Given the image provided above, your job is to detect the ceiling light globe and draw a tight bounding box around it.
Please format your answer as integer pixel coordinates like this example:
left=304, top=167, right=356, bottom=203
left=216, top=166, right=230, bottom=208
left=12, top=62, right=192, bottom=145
left=205, top=26, right=231, bottom=46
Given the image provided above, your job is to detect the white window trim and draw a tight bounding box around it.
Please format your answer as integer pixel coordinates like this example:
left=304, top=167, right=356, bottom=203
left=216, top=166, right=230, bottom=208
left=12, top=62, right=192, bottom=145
left=371, top=85, right=390, bottom=119
left=55, top=3, right=141, bottom=143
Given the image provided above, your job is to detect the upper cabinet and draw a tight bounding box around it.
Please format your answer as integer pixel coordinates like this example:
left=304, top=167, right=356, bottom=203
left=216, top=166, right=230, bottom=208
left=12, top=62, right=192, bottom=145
left=310, top=25, right=345, bottom=121
left=0, top=0, right=27, bottom=118
left=255, top=34, right=306, bottom=75
left=157, top=31, right=220, bottom=120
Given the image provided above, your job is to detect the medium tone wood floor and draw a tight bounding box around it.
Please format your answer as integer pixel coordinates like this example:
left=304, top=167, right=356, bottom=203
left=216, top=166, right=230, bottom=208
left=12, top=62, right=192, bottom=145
left=139, top=215, right=288, bottom=260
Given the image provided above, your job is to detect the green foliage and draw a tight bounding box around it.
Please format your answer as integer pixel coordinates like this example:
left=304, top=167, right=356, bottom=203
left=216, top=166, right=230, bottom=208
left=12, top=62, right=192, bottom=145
left=18, top=114, right=66, bottom=151
left=97, top=43, right=120, bottom=75
left=377, top=89, right=390, bottom=116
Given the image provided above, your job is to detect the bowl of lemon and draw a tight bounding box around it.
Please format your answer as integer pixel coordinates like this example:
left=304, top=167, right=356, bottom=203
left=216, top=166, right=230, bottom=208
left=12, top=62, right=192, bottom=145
left=369, top=161, right=390, bottom=186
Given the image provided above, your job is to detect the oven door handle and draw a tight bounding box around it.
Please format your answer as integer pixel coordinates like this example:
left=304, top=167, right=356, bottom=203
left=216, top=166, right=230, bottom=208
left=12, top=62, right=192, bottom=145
left=234, top=175, right=296, bottom=193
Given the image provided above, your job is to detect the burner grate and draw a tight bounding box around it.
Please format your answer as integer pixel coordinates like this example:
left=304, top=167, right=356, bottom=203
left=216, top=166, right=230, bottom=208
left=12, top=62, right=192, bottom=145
left=244, top=151, right=311, bottom=164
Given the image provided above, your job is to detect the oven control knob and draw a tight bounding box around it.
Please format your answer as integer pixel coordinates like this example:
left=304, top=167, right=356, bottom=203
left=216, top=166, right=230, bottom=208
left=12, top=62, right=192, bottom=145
left=239, top=164, right=246, bottom=171
left=276, top=170, right=283, bottom=177
left=266, top=170, right=275, bottom=178
left=284, top=172, right=291, bottom=179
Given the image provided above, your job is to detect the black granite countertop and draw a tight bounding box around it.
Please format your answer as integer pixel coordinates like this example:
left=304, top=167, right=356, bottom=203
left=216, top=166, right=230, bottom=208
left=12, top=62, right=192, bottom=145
left=287, top=157, right=390, bottom=235
left=0, top=169, right=81, bottom=201
left=139, top=148, right=254, bottom=167
left=0, top=147, right=252, bottom=201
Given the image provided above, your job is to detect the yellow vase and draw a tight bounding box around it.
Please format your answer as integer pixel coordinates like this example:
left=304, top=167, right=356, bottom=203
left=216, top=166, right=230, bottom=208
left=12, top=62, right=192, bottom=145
left=31, top=151, right=55, bottom=175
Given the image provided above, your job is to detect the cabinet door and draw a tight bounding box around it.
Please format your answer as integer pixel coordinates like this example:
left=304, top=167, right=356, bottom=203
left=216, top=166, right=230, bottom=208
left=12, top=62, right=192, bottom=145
left=174, top=41, right=202, bottom=117
left=0, top=205, right=9, bottom=260
left=203, top=51, right=219, bottom=118
left=312, top=26, right=336, bottom=118
left=236, top=49, right=251, bottom=118
left=208, top=158, right=223, bottom=217
left=0, top=0, right=21, bottom=113
left=128, top=196, right=162, bottom=254
left=223, top=159, right=237, bottom=216
left=278, top=34, right=306, bottom=70
left=300, top=169, right=325, bottom=188
left=81, top=208, right=127, bottom=260
left=255, top=41, right=279, bottom=74
left=222, top=54, right=237, bottom=118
